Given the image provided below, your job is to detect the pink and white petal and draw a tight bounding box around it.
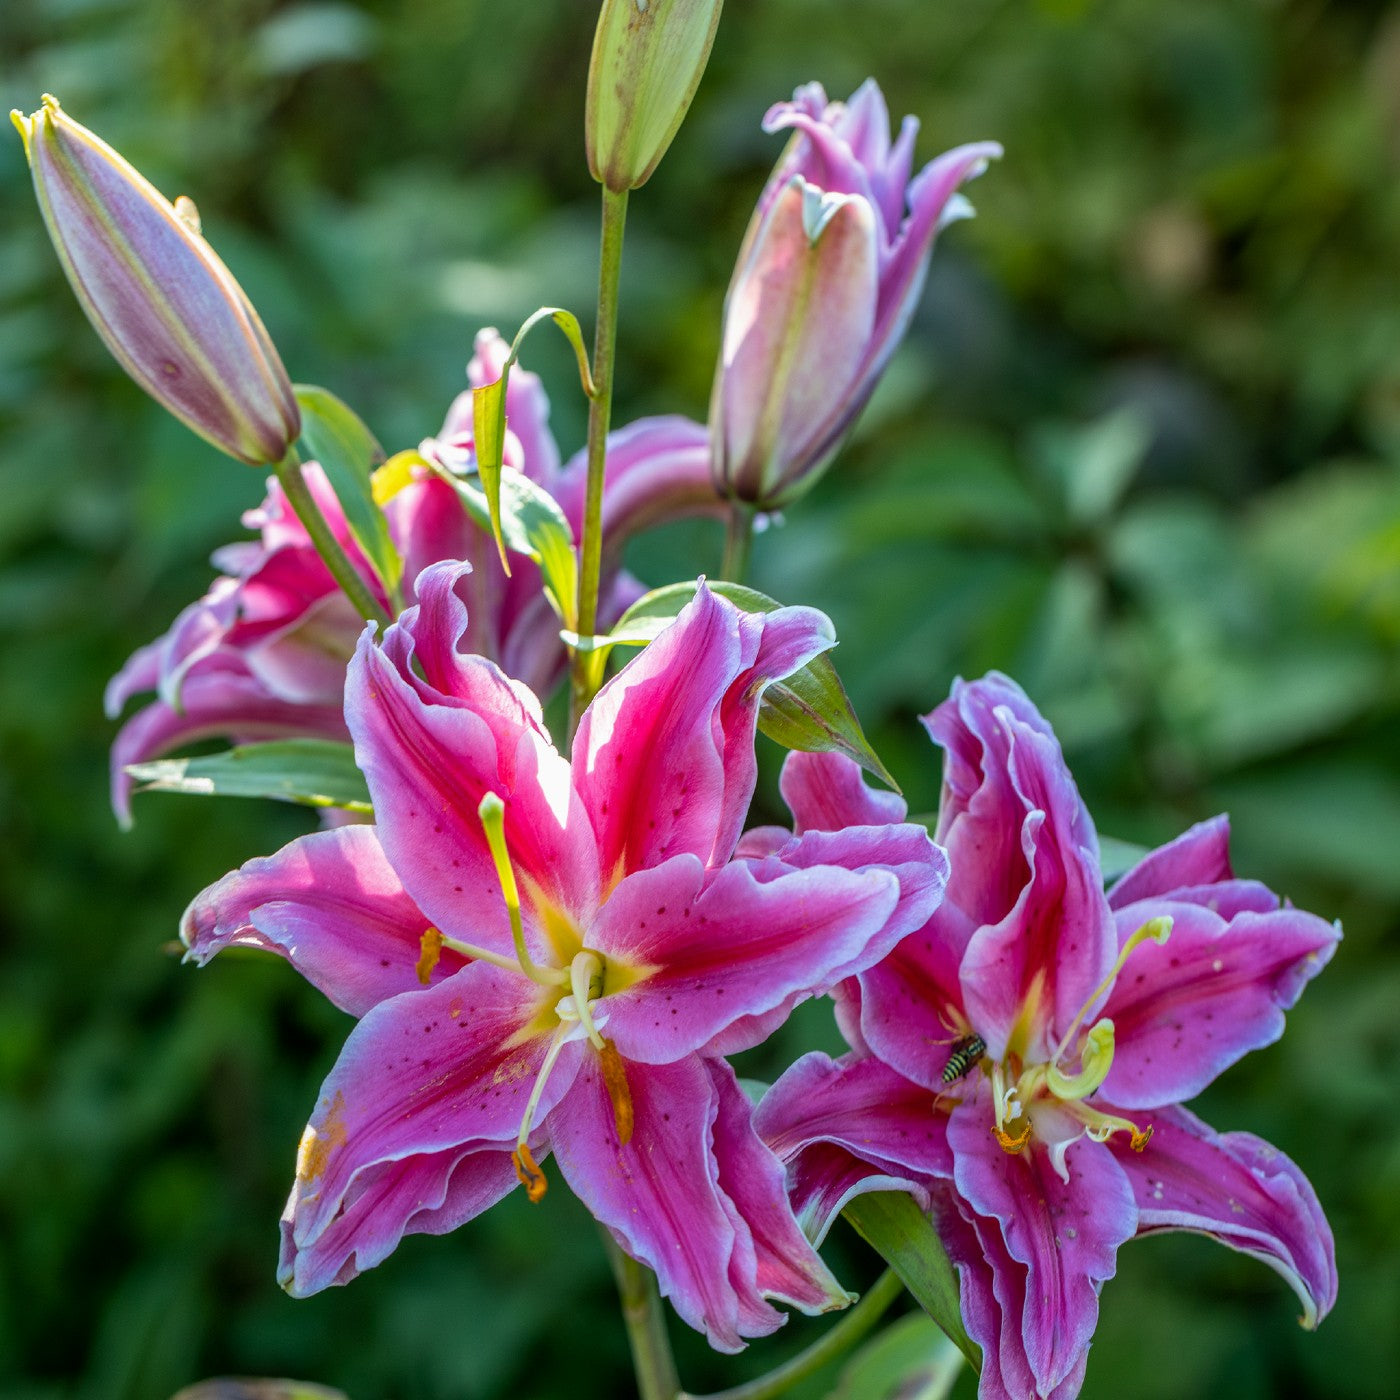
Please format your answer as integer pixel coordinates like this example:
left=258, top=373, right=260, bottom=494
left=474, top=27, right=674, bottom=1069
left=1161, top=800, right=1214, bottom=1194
left=104, top=634, right=164, bottom=719
left=857, top=898, right=979, bottom=1093
left=1100, top=900, right=1341, bottom=1109
left=591, top=855, right=897, bottom=1064
left=756, top=1052, right=951, bottom=1241
left=1107, top=816, right=1232, bottom=908
left=706, top=1058, right=852, bottom=1325
left=110, top=667, right=348, bottom=826
left=287, top=964, right=581, bottom=1251
left=279, top=1140, right=520, bottom=1295
left=1107, top=1102, right=1337, bottom=1327
left=778, top=750, right=908, bottom=835
left=734, top=825, right=793, bottom=860
left=347, top=581, right=597, bottom=942
left=957, top=713, right=1116, bottom=1061
left=243, top=590, right=362, bottom=705
left=548, top=1053, right=748, bottom=1352
left=180, top=825, right=463, bottom=1017
left=949, top=1094, right=1136, bottom=1397
left=572, top=584, right=832, bottom=879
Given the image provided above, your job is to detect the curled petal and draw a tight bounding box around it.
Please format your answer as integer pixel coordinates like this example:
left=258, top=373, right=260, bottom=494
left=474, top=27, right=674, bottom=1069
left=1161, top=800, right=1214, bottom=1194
left=778, top=749, right=908, bottom=835
left=279, top=1141, right=520, bottom=1295
left=591, top=854, right=898, bottom=1064
left=573, top=583, right=833, bottom=879
left=1107, top=1101, right=1337, bottom=1328
left=706, top=1058, right=851, bottom=1325
left=948, top=1094, right=1137, bottom=1397
left=181, top=825, right=462, bottom=1017
left=1101, top=899, right=1340, bottom=1108
left=284, top=964, right=580, bottom=1264
left=549, top=1053, right=751, bottom=1351
left=1107, top=815, right=1232, bottom=907
left=757, top=1052, right=950, bottom=1242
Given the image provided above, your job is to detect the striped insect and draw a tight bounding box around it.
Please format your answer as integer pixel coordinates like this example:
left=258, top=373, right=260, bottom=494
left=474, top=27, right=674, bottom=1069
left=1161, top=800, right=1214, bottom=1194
left=940, top=1033, right=986, bottom=1084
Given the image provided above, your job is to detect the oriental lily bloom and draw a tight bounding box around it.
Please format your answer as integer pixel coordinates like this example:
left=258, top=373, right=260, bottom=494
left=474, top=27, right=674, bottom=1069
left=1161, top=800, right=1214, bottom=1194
left=710, top=80, right=1000, bottom=508
left=181, top=573, right=948, bottom=1350
left=756, top=679, right=1339, bottom=1399
left=107, top=328, right=718, bottom=824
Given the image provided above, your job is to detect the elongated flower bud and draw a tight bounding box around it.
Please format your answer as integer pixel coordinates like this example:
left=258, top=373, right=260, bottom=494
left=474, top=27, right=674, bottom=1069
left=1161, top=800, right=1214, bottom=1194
left=12, top=96, right=300, bottom=465
left=586, top=0, right=723, bottom=192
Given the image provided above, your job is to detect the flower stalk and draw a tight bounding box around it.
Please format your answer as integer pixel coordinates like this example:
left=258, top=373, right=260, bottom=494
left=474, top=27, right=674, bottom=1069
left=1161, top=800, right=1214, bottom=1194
left=270, top=450, right=389, bottom=628
left=570, top=184, right=630, bottom=734
left=604, top=1233, right=682, bottom=1400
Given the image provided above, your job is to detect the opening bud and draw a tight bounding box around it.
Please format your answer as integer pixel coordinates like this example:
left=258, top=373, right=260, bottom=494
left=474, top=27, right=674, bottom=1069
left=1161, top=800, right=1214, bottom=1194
left=12, top=96, right=300, bottom=466
left=586, top=0, right=724, bottom=192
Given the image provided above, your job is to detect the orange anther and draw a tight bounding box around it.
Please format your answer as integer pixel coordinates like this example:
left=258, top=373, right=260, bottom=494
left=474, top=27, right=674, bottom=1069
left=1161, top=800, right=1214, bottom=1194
left=512, top=1143, right=548, bottom=1203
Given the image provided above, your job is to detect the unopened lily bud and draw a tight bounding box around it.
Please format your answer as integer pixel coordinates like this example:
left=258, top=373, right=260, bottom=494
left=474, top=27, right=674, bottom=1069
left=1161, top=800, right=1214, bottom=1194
left=711, top=80, right=1001, bottom=508
left=12, top=95, right=300, bottom=465
left=586, top=0, right=723, bottom=192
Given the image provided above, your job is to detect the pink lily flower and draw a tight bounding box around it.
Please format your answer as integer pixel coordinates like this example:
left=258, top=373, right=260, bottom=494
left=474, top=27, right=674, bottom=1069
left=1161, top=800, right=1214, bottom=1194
left=106, top=329, right=718, bottom=824
left=181, top=575, right=949, bottom=1350
left=710, top=80, right=1001, bottom=507
left=756, top=677, right=1339, bottom=1399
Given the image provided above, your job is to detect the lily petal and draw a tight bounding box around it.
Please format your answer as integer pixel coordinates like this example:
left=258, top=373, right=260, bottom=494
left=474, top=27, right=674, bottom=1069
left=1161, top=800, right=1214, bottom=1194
left=1101, top=899, right=1341, bottom=1108
left=777, top=749, right=908, bottom=835
left=572, top=583, right=833, bottom=880
left=1106, top=1101, right=1337, bottom=1328
left=706, top=1058, right=852, bottom=1325
left=347, top=560, right=598, bottom=942
left=757, top=1051, right=950, bottom=1242
left=949, top=1092, right=1137, bottom=1396
left=285, top=963, right=580, bottom=1262
left=181, top=825, right=462, bottom=1016
left=591, top=854, right=898, bottom=1064
left=279, top=1141, right=520, bottom=1295
left=1107, top=815, right=1232, bottom=907
left=549, top=1052, right=750, bottom=1352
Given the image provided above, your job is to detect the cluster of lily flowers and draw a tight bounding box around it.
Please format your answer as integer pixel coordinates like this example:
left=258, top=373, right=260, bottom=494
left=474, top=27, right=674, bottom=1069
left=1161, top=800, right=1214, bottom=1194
left=17, top=36, right=1338, bottom=1400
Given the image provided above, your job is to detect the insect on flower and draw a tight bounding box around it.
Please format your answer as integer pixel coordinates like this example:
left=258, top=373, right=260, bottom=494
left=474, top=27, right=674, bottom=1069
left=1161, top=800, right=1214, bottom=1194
left=940, top=1032, right=986, bottom=1084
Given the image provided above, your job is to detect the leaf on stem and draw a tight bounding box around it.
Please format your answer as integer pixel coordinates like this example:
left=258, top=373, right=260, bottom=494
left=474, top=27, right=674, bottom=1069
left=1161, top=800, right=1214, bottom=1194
left=294, top=385, right=401, bottom=604
left=126, top=740, right=372, bottom=813
left=568, top=580, right=898, bottom=790
left=823, top=1313, right=964, bottom=1400
left=842, top=1193, right=979, bottom=1373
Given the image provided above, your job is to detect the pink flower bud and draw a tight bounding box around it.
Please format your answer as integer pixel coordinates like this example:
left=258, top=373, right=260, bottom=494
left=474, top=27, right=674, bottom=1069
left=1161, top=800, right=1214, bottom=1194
left=711, top=80, right=1001, bottom=507
left=12, top=95, right=300, bottom=465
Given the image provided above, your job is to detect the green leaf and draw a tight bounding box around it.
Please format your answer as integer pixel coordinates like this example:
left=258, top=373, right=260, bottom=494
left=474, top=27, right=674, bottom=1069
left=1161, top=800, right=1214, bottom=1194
left=843, top=1192, right=979, bottom=1372
left=577, top=581, right=899, bottom=791
left=294, top=384, right=401, bottom=601
left=825, top=1313, right=965, bottom=1400
left=125, top=740, right=372, bottom=813
left=1098, top=834, right=1152, bottom=884
left=171, top=1382, right=348, bottom=1400
left=440, top=468, right=578, bottom=627
left=472, top=378, right=509, bottom=570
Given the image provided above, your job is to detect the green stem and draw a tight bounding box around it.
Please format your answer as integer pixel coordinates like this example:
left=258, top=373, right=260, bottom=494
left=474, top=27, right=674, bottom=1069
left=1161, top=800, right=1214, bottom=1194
left=569, top=184, right=630, bottom=737
left=271, top=449, right=389, bottom=628
left=719, top=502, right=755, bottom=584
left=603, top=1234, right=681, bottom=1400
left=684, top=1269, right=904, bottom=1400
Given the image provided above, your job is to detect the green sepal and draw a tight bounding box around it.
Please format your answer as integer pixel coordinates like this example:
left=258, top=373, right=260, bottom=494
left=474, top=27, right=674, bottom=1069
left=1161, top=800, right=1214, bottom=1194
left=570, top=580, right=898, bottom=791
left=437, top=466, right=579, bottom=629
left=125, top=740, right=372, bottom=814
left=824, top=1313, right=964, bottom=1400
left=842, top=1192, right=980, bottom=1372
left=293, top=385, right=401, bottom=605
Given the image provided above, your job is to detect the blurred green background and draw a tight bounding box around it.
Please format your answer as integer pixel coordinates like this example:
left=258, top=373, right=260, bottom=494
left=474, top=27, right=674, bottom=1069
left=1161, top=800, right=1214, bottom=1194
left=2, top=1, right=1398, bottom=1396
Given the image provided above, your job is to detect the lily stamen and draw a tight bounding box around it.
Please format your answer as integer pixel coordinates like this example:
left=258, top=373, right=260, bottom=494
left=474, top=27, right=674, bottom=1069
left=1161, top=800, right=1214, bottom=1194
left=479, top=792, right=567, bottom=988
left=512, top=1018, right=573, bottom=1202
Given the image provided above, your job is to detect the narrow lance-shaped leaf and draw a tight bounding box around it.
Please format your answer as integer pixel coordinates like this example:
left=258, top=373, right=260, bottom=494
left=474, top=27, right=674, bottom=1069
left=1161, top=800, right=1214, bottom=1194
left=825, top=1314, right=964, bottom=1400
left=125, top=740, right=372, bottom=813
left=569, top=580, right=898, bottom=790
left=843, top=1193, right=979, bottom=1372
left=472, top=306, right=597, bottom=572
left=294, top=385, right=401, bottom=605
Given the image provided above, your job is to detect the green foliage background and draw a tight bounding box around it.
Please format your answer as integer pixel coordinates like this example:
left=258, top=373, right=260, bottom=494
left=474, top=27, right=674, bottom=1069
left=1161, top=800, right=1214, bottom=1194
left=2, top=1, right=1398, bottom=1396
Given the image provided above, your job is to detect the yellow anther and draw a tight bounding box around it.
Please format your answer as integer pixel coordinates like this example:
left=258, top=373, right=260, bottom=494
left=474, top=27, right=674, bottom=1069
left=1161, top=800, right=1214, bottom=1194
left=416, top=926, right=443, bottom=985
left=600, top=1041, right=634, bottom=1146
left=512, top=1143, right=548, bottom=1203
left=1130, top=1125, right=1153, bottom=1152
left=994, top=1122, right=1031, bottom=1154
